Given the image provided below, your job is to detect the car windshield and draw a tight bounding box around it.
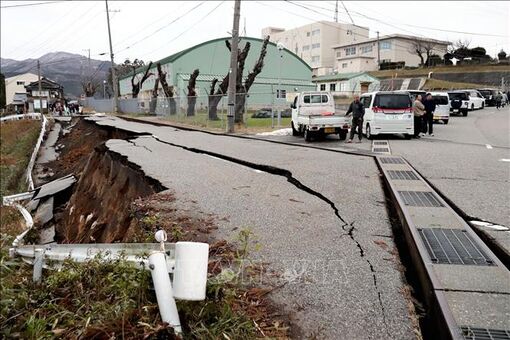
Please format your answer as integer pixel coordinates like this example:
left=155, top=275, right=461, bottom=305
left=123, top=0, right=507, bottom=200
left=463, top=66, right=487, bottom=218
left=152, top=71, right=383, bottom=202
left=433, top=96, right=449, bottom=105
left=448, top=92, right=468, bottom=100
left=374, top=94, right=411, bottom=109
left=478, top=90, right=492, bottom=97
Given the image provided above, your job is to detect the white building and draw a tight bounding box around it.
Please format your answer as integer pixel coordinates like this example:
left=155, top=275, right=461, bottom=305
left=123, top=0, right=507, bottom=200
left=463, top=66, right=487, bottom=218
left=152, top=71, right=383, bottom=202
left=332, top=34, right=450, bottom=73
left=313, top=72, right=380, bottom=96
left=262, top=21, right=369, bottom=76
left=5, top=73, right=38, bottom=105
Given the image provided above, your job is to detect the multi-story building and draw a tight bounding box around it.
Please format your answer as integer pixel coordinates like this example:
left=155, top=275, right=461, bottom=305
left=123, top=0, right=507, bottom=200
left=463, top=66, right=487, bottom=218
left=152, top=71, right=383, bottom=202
left=262, top=21, right=369, bottom=76
left=332, top=34, right=450, bottom=73
left=5, top=73, right=38, bottom=105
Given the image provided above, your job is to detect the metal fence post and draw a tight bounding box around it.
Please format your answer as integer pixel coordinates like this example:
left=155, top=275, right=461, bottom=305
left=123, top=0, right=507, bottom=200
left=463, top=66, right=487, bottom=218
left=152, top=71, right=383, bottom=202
left=33, top=249, right=44, bottom=283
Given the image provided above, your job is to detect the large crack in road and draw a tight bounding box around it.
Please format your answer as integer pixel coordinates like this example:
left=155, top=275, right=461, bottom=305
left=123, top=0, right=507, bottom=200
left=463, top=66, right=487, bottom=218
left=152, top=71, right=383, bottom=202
left=146, top=134, right=391, bottom=333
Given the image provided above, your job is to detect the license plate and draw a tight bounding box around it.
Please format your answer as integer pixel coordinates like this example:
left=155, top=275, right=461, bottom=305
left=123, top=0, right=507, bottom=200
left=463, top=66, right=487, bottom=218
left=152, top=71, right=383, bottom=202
left=453, top=109, right=459, bottom=112
left=324, top=127, right=335, bottom=133
left=386, top=115, right=400, bottom=120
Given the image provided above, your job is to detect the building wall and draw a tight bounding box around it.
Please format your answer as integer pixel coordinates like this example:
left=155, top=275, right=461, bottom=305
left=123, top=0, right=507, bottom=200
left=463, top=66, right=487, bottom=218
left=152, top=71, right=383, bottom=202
left=265, top=21, right=369, bottom=76
left=5, top=73, right=38, bottom=105
left=334, top=37, right=449, bottom=72
left=118, top=37, right=315, bottom=108
left=314, top=74, right=380, bottom=95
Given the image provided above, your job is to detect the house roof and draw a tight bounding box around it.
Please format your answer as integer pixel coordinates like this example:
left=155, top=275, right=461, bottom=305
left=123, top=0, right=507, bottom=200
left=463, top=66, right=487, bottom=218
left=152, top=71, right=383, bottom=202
left=312, top=72, right=379, bottom=83
left=25, top=77, right=63, bottom=90
left=119, top=36, right=312, bottom=81
left=331, top=34, right=451, bottom=49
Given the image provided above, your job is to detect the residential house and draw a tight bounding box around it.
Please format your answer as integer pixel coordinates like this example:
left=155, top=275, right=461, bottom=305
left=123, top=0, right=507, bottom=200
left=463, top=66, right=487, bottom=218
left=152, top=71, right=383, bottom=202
left=5, top=73, right=38, bottom=110
left=313, top=72, right=380, bottom=96
left=332, top=34, right=450, bottom=73
left=25, top=77, right=64, bottom=113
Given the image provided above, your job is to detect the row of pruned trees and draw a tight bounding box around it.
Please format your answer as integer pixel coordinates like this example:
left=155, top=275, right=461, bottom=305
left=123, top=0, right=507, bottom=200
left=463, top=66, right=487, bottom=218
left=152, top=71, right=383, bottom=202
left=107, top=36, right=270, bottom=121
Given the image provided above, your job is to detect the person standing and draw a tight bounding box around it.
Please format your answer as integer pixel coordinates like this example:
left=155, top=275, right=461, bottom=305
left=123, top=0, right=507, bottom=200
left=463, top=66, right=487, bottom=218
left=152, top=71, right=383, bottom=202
left=345, top=95, right=365, bottom=143
left=413, top=95, right=425, bottom=138
left=423, top=93, right=436, bottom=136
left=495, top=92, right=502, bottom=109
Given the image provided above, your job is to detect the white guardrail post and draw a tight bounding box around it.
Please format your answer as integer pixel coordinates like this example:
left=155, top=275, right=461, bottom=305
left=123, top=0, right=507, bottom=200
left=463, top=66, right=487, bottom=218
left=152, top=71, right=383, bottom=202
left=8, top=231, right=209, bottom=335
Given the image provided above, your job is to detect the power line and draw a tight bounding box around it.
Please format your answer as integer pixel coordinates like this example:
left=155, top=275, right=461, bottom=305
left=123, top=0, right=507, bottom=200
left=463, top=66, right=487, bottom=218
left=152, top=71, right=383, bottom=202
left=136, top=1, right=225, bottom=61
left=115, top=1, right=206, bottom=55
left=0, top=1, right=69, bottom=9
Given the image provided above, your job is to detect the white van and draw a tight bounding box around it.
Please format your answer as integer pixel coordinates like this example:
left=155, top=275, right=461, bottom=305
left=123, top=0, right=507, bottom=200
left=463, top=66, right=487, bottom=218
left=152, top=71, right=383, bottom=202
left=429, top=92, right=451, bottom=124
left=359, top=91, right=414, bottom=139
left=291, top=91, right=350, bottom=141
left=465, top=89, right=485, bottom=110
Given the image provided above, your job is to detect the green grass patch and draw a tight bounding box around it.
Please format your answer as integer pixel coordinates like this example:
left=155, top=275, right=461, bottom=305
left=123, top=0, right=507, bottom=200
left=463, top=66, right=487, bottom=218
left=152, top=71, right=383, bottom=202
left=0, top=120, right=41, bottom=197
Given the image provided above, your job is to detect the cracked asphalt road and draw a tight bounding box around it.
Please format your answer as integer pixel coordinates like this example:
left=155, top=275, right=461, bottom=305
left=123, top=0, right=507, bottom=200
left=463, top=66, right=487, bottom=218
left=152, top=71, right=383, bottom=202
left=87, top=116, right=416, bottom=339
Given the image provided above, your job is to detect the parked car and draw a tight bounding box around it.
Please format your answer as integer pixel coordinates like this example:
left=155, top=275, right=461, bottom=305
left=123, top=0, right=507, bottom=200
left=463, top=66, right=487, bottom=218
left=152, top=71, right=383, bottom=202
left=251, top=108, right=272, bottom=118
left=291, top=91, right=350, bottom=141
left=360, top=91, right=414, bottom=139
left=429, top=92, right=451, bottom=124
left=465, top=90, right=485, bottom=110
left=447, top=91, right=470, bottom=116
left=477, top=88, right=499, bottom=106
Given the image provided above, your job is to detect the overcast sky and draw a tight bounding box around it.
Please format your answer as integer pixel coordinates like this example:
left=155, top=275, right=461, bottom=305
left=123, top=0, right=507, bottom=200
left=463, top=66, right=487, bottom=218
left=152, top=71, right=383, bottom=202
left=1, top=0, right=509, bottom=63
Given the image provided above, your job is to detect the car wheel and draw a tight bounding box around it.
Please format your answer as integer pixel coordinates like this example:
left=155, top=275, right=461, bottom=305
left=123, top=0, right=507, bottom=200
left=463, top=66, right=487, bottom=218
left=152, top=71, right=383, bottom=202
left=339, top=130, right=347, bottom=140
left=462, top=110, right=468, bottom=117
left=443, top=119, right=449, bottom=125
left=366, top=124, right=373, bottom=140
left=291, top=121, right=299, bottom=136
left=304, top=128, right=312, bottom=142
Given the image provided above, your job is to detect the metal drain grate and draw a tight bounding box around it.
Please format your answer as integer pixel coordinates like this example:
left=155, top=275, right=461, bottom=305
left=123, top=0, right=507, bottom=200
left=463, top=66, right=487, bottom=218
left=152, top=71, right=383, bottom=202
left=373, top=148, right=390, bottom=152
left=380, top=157, right=405, bottom=164
left=419, top=229, right=494, bottom=265
left=399, top=191, right=444, bottom=207
left=388, top=170, right=419, bottom=180
left=461, top=326, right=510, bottom=339
left=373, top=141, right=388, bottom=145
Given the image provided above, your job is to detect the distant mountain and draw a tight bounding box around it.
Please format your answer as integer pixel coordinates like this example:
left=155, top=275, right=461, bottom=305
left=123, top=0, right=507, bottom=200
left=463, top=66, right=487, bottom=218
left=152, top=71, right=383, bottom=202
left=1, top=52, right=112, bottom=98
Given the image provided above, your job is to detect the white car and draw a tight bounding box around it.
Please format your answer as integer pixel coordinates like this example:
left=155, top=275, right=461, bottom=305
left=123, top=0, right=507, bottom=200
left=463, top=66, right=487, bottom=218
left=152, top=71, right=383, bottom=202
left=465, top=90, right=485, bottom=110
left=359, top=91, right=414, bottom=139
left=429, top=92, right=451, bottom=124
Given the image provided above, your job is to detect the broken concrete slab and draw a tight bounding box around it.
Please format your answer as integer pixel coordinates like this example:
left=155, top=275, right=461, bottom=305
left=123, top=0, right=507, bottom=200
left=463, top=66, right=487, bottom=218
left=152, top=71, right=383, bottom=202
left=25, top=199, right=40, bottom=212
left=32, top=175, right=76, bottom=201
left=39, top=225, right=56, bottom=244
left=34, top=196, right=54, bottom=225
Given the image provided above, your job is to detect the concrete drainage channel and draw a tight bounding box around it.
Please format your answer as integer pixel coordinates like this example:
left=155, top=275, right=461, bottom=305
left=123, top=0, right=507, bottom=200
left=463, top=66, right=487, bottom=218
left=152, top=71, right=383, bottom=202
left=64, top=116, right=510, bottom=339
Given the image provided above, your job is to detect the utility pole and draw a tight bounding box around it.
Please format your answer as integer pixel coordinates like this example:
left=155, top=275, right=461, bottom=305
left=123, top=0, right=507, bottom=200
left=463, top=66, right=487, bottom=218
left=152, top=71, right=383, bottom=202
left=334, top=0, right=338, bottom=22
left=37, top=60, right=43, bottom=114
left=376, top=31, right=381, bottom=70
left=105, top=0, right=119, bottom=113
left=226, top=0, right=241, bottom=133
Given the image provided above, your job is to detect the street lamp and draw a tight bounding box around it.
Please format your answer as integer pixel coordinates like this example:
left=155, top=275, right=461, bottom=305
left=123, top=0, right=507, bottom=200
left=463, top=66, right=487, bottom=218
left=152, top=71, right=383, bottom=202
left=276, top=42, right=285, bottom=127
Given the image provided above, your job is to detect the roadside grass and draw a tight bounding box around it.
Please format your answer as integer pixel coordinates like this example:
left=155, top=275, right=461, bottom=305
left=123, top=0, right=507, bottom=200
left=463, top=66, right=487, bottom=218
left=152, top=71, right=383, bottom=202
left=122, top=111, right=291, bottom=133
left=0, top=120, right=41, bottom=196
left=368, top=64, right=510, bottom=79
left=422, top=78, right=485, bottom=90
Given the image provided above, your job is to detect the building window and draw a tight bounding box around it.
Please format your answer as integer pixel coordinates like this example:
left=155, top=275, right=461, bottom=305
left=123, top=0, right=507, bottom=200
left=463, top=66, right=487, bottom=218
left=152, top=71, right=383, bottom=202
left=320, top=84, right=326, bottom=91
left=342, top=63, right=348, bottom=68
left=330, top=83, right=336, bottom=91
left=380, top=41, right=392, bottom=50
left=276, top=89, right=286, bottom=99
left=302, top=45, right=310, bottom=51
left=312, top=43, right=320, bottom=49
left=312, top=29, right=320, bottom=36
left=311, top=56, right=320, bottom=63
left=306, top=32, right=311, bottom=37
left=340, top=82, right=348, bottom=91
left=344, top=47, right=356, bottom=56
left=16, top=81, right=25, bottom=85
left=361, top=45, right=373, bottom=54
left=336, top=51, right=341, bottom=58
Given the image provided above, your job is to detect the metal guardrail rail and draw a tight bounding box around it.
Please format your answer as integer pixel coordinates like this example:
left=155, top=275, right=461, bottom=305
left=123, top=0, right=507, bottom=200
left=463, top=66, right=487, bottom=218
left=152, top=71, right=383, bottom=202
left=376, top=155, right=510, bottom=340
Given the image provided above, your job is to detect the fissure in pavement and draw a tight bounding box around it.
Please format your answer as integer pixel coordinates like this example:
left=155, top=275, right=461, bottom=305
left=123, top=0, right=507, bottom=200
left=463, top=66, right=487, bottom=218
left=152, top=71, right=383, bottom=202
left=148, top=135, right=391, bottom=333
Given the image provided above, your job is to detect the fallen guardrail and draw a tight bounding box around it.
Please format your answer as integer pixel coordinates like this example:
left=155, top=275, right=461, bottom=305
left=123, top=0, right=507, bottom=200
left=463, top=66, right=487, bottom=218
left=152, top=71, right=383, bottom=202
left=9, top=230, right=209, bottom=335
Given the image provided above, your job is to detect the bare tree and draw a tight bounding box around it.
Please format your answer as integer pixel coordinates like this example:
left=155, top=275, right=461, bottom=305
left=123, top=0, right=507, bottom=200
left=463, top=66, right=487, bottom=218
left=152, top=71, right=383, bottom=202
left=81, top=81, right=100, bottom=97
left=149, top=77, right=159, bottom=114
left=131, top=61, right=153, bottom=98
left=409, top=39, right=440, bottom=67
left=235, top=36, right=269, bottom=122
left=187, top=69, right=199, bottom=116
left=156, top=62, right=176, bottom=115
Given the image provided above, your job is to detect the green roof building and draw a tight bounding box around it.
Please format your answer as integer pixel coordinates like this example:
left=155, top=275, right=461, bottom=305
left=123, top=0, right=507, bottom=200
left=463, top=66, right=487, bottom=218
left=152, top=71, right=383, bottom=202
left=119, top=37, right=315, bottom=109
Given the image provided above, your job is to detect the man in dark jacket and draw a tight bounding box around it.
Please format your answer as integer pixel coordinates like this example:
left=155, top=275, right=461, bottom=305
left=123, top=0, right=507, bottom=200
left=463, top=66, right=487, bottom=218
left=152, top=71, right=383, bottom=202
left=423, top=93, right=436, bottom=136
left=345, top=95, right=365, bottom=143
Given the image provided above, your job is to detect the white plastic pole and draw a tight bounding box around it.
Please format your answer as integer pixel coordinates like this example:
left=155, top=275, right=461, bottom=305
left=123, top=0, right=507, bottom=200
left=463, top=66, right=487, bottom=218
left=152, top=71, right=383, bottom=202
left=173, top=242, right=209, bottom=301
left=149, top=251, right=182, bottom=334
